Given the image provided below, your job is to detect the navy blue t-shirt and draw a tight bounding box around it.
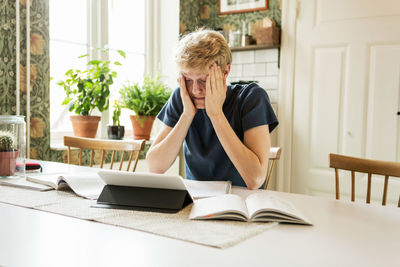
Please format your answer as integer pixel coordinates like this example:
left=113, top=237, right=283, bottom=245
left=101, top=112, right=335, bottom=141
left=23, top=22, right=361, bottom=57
left=157, top=83, right=278, bottom=187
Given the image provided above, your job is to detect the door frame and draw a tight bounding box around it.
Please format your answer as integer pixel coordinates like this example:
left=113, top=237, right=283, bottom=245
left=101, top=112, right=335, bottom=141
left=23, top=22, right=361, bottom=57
left=276, top=0, right=298, bottom=192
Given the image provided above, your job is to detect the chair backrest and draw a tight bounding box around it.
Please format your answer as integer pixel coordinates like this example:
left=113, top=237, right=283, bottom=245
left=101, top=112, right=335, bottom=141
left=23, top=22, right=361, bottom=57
left=64, top=136, right=146, bottom=172
left=329, top=153, right=400, bottom=207
left=264, top=147, right=282, bottom=190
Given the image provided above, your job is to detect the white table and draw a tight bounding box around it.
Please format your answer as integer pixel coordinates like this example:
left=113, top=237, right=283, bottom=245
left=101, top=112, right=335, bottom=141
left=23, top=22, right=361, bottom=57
left=1, top=162, right=400, bottom=267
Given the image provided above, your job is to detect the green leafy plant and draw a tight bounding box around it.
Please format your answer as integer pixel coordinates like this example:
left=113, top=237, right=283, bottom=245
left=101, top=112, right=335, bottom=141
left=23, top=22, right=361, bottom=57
left=119, top=74, right=171, bottom=126
left=58, top=50, right=126, bottom=116
left=112, top=100, right=122, bottom=126
left=0, top=132, right=15, bottom=152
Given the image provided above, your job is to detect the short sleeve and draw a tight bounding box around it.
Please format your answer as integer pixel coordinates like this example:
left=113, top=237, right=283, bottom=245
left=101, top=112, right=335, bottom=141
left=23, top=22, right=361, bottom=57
left=240, top=84, right=278, bottom=133
left=157, top=87, right=183, bottom=128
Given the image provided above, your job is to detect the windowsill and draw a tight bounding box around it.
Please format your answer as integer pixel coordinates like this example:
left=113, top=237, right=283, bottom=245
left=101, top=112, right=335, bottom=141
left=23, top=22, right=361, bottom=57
left=50, top=129, right=73, bottom=150
left=50, top=136, right=155, bottom=151
left=51, top=143, right=69, bottom=150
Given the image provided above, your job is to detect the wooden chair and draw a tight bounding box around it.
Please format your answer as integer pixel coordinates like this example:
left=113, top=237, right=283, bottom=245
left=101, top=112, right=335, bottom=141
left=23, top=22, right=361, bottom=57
left=64, top=136, right=146, bottom=172
left=264, top=147, right=282, bottom=190
left=329, top=153, right=400, bottom=207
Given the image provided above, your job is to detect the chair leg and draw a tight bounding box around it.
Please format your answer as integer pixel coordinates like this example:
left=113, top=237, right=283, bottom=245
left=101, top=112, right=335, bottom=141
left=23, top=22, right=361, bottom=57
left=382, top=175, right=389, bottom=206
left=119, top=151, right=125, bottom=171
left=366, top=173, right=372, bottom=204
left=335, top=168, right=340, bottom=200
left=110, top=151, right=116, bottom=169
left=100, top=150, right=105, bottom=168
left=90, top=149, right=94, bottom=167
left=179, top=147, right=185, bottom=178
left=67, top=146, right=71, bottom=164
left=132, top=151, right=140, bottom=172
left=264, top=159, right=276, bottom=190
left=79, top=149, right=83, bottom=166
left=126, top=152, right=134, bottom=171
left=351, top=171, right=355, bottom=202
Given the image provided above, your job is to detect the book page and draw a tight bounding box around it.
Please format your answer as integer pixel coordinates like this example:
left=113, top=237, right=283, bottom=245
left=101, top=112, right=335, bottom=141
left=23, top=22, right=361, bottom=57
left=60, top=173, right=105, bottom=200
left=26, top=173, right=62, bottom=189
left=0, top=177, right=53, bottom=191
left=27, top=172, right=105, bottom=200
left=183, top=179, right=231, bottom=199
left=245, top=192, right=312, bottom=225
left=189, top=194, right=248, bottom=221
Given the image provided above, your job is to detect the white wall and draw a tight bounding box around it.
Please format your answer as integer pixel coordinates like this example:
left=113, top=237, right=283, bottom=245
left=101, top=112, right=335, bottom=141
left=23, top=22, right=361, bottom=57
left=150, top=0, right=180, bottom=138
left=228, top=49, right=279, bottom=105
left=159, top=0, right=180, bottom=90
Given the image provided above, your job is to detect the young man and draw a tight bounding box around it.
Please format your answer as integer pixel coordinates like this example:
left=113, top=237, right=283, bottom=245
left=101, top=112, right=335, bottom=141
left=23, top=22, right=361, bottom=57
left=146, top=29, right=278, bottom=189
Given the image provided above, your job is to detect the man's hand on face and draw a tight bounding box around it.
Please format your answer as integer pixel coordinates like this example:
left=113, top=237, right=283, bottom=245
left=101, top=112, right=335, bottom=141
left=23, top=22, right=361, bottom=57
left=178, top=73, right=197, bottom=118
left=205, top=64, right=226, bottom=118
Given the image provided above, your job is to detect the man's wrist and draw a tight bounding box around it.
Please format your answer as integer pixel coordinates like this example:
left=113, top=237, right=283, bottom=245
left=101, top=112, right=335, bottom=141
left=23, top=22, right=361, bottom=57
left=207, top=111, right=225, bottom=122
left=181, top=111, right=196, bottom=121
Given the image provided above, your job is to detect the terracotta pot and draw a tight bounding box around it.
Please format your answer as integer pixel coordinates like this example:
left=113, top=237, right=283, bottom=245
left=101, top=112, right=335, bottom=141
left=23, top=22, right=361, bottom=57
left=107, top=125, right=125, bottom=140
left=70, top=115, right=101, bottom=138
left=0, top=150, right=19, bottom=176
left=129, top=115, right=155, bottom=140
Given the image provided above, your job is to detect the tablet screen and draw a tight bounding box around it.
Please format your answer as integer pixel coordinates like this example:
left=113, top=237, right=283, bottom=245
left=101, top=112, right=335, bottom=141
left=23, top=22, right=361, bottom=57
left=97, top=170, right=187, bottom=191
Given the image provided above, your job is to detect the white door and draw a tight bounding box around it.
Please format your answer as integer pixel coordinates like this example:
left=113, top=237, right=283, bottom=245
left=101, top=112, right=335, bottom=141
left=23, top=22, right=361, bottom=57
left=291, top=0, right=400, bottom=202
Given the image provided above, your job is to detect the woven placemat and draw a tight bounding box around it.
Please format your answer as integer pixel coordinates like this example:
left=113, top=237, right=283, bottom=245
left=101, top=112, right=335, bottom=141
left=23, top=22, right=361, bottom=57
left=0, top=186, right=277, bottom=248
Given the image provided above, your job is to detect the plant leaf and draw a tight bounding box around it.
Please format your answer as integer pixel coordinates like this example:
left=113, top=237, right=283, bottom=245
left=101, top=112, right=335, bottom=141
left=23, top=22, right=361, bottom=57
left=117, top=50, right=126, bottom=59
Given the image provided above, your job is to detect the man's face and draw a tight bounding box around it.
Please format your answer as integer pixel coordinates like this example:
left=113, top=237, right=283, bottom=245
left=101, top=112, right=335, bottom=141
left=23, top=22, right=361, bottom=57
left=182, top=70, right=208, bottom=109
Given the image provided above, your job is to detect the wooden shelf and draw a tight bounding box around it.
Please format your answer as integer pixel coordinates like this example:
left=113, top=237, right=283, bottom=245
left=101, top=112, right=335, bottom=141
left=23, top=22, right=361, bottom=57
left=230, top=44, right=279, bottom=52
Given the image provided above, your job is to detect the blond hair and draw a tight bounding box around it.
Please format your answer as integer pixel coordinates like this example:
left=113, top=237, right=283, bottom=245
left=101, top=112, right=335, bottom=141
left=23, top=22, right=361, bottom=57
left=175, top=29, right=232, bottom=73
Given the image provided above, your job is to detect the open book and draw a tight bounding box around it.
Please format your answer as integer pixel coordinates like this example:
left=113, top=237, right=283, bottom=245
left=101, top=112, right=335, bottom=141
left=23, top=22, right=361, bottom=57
left=0, top=177, right=53, bottom=191
left=189, top=192, right=312, bottom=225
left=27, top=173, right=105, bottom=200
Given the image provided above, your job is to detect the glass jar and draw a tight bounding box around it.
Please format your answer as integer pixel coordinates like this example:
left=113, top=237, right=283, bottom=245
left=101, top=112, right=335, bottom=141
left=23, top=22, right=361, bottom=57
left=229, top=30, right=242, bottom=47
left=0, top=115, right=26, bottom=177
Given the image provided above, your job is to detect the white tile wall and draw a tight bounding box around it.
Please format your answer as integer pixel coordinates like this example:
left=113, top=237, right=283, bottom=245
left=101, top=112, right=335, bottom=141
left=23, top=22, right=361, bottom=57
left=230, top=64, right=243, bottom=77
left=266, top=62, right=279, bottom=76
left=257, top=76, right=278, bottom=89
left=229, top=48, right=280, bottom=104
left=255, top=49, right=279, bottom=63
left=242, top=63, right=267, bottom=77
left=232, top=51, right=255, bottom=64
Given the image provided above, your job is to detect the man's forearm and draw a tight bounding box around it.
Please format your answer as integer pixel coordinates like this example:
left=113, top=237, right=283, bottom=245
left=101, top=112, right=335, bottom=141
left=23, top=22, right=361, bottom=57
left=146, top=113, right=194, bottom=173
left=209, top=113, right=269, bottom=189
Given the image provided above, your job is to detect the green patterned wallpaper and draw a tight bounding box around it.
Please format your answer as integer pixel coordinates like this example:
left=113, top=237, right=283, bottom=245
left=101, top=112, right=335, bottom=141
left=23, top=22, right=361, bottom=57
left=0, top=0, right=65, bottom=162
left=179, top=0, right=281, bottom=34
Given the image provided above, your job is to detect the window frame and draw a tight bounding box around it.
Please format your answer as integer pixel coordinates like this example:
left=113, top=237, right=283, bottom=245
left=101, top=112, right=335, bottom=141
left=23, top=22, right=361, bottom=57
left=50, top=0, right=153, bottom=147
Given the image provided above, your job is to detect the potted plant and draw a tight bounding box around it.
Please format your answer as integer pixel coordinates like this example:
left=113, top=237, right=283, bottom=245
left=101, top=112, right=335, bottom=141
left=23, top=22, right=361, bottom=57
left=57, top=50, right=125, bottom=138
left=0, top=132, right=18, bottom=177
left=107, top=100, right=125, bottom=140
left=119, top=75, right=171, bottom=140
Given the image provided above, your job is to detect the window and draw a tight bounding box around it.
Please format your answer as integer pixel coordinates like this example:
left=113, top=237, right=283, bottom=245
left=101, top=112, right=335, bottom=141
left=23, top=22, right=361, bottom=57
left=108, top=0, right=145, bottom=131
left=49, top=0, right=88, bottom=142
left=49, top=0, right=146, bottom=146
